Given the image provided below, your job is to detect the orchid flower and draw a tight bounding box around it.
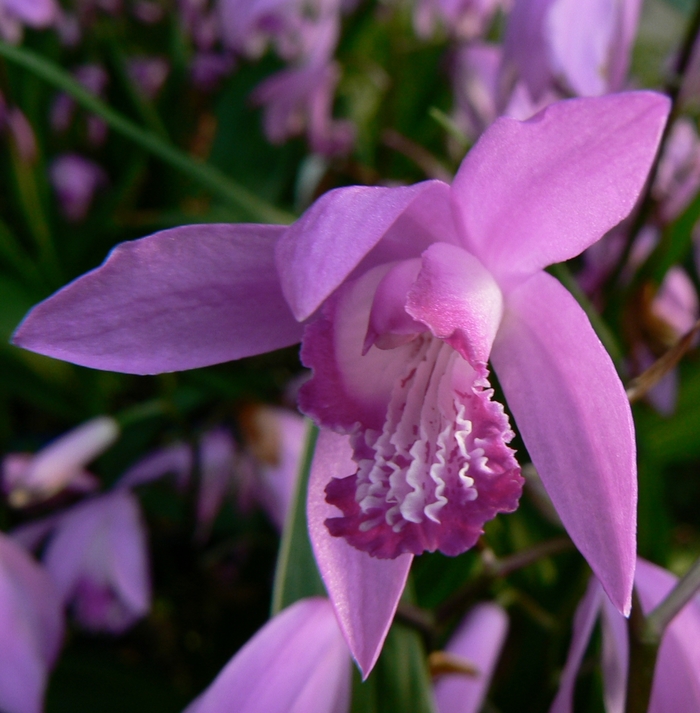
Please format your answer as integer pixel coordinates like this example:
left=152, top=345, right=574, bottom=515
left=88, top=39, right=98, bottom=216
left=14, top=93, right=668, bottom=670
left=18, top=491, right=152, bottom=634
left=181, top=596, right=508, bottom=713
left=504, top=0, right=642, bottom=99
left=183, top=597, right=352, bottom=713
left=0, top=533, right=64, bottom=713
left=551, top=558, right=700, bottom=713
left=2, top=416, right=118, bottom=507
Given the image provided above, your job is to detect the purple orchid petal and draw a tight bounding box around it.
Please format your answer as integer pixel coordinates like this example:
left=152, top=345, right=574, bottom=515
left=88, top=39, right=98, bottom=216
left=307, top=429, right=412, bottom=677
left=451, top=92, right=670, bottom=287
left=635, top=559, right=700, bottom=713
left=116, top=443, right=193, bottom=489
left=406, top=242, right=504, bottom=365
left=197, top=429, right=236, bottom=535
left=549, top=577, right=606, bottom=713
left=14, top=224, right=303, bottom=374
left=276, top=180, right=454, bottom=321
left=546, top=0, right=642, bottom=97
left=185, top=597, right=351, bottom=713
left=0, top=533, right=64, bottom=713
left=43, top=491, right=151, bottom=634
left=504, top=0, right=556, bottom=100
left=251, top=407, right=307, bottom=531
left=434, top=602, right=508, bottom=713
left=491, top=272, right=636, bottom=614
left=3, top=416, right=118, bottom=507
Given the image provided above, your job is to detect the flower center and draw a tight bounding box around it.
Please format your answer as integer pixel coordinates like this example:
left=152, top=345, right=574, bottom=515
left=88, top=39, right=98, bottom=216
left=325, top=335, right=523, bottom=558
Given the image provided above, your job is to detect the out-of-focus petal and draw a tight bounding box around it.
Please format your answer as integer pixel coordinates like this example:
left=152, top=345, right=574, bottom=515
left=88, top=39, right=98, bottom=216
left=276, top=180, right=455, bottom=321
left=4, top=416, right=118, bottom=507
left=451, top=92, right=669, bottom=287
left=43, top=492, right=151, bottom=633
left=197, top=429, right=236, bottom=533
left=406, top=242, right=503, bottom=365
left=491, top=272, right=636, bottom=614
left=549, top=578, right=606, bottom=713
left=116, top=443, right=193, bottom=489
left=635, top=559, right=700, bottom=713
left=599, top=587, right=629, bottom=713
left=14, top=224, right=303, bottom=374
left=185, top=597, right=351, bottom=713
left=307, top=429, right=412, bottom=677
left=504, top=0, right=556, bottom=100
left=4, top=0, right=57, bottom=26
left=49, top=153, right=108, bottom=222
left=434, top=603, right=508, bottom=713
left=0, top=533, right=64, bottom=713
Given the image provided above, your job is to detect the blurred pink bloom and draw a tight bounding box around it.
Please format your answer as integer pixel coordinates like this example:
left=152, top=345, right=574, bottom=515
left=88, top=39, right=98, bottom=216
left=184, top=597, right=351, bottom=713
left=435, top=602, right=509, bottom=713
left=4, top=106, right=38, bottom=163
left=40, top=491, right=151, bottom=634
left=251, top=60, right=354, bottom=156
left=551, top=558, right=700, bottom=713
left=414, top=0, right=505, bottom=40
left=127, top=57, right=170, bottom=99
left=505, top=0, right=642, bottom=99
left=653, top=118, right=700, bottom=223
left=132, top=0, right=164, bottom=23
left=2, top=416, right=117, bottom=507
left=189, top=52, right=236, bottom=91
left=0, top=0, right=57, bottom=43
left=14, top=93, right=669, bottom=671
left=49, top=153, right=108, bottom=222
left=0, top=533, right=64, bottom=713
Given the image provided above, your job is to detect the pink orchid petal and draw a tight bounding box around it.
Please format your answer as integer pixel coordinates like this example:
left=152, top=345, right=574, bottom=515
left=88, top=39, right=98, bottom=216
left=4, top=0, right=57, bottom=27
left=277, top=180, right=455, bottom=321
left=307, top=429, right=412, bottom=676
left=491, top=272, right=636, bottom=614
left=504, top=0, right=556, bottom=100
left=185, top=597, right=351, bottom=713
left=0, top=534, right=64, bottom=713
left=434, top=603, right=509, bottom=713
left=406, top=242, right=503, bottom=365
left=5, top=416, right=118, bottom=507
left=635, top=559, right=700, bottom=713
left=451, top=92, right=670, bottom=287
left=14, top=224, right=303, bottom=374
left=197, top=429, right=236, bottom=532
left=116, top=443, right=193, bottom=489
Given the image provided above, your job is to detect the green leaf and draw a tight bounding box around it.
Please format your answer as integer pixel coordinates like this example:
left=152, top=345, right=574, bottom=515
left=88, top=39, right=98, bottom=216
left=271, top=421, right=326, bottom=614
left=351, top=618, right=437, bottom=713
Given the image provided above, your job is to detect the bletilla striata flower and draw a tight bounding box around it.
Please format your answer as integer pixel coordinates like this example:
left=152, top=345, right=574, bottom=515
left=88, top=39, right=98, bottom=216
left=14, top=92, right=668, bottom=667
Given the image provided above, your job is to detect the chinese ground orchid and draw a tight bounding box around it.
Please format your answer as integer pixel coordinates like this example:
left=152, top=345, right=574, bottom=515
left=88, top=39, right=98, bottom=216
left=14, top=93, right=668, bottom=668
left=0, top=0, right=57, bottom=43
left=0, top=533, right=64, bottom=713
left=551, top=558, right=700, bottom=713
left=183, top=597, right=352, bottom=713
left=49, top=153, right=108, bottom=223
left=2, top=416, right=118, bottom=507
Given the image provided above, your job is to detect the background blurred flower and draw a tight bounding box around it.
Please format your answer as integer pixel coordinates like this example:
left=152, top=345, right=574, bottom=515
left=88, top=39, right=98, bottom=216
left=0, top=533, right=64, bottom=713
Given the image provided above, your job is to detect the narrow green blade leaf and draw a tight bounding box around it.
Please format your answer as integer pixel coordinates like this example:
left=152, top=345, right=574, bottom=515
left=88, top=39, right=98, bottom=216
left=271, top=421, right=326, bottom=614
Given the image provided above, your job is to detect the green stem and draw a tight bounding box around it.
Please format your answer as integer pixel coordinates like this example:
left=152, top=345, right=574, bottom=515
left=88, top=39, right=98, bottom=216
left=0, top=41, right=294, bottom=225
left=625, top=592, right=660, bottom=713
left=646, top=556, right=700, bottom=640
